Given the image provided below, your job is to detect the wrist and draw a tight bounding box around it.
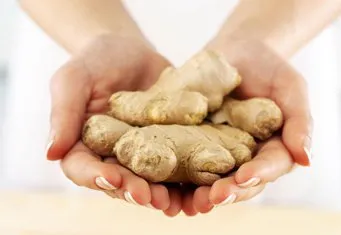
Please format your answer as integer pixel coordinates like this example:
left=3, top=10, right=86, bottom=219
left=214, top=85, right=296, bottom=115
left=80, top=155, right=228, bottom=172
left=207, top=30, right=289, bottom=61
left=205, top=36, right=264, bottom=68
left=205, top=36, right=286, bottom=81
left=73, top=31, right=156, bottom=56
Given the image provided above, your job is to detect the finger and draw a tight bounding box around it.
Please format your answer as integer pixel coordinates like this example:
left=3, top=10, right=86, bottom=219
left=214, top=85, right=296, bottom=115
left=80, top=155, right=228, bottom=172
left=272, top=64, right=313, bottom=166
left=209, top=176, right=265, bottom=206
left=235, top=184, right=266, bottom=203
left=209, top=176, right=239, bottom=206
left=102, top=158, right=128, bottom=201
left=163, top=187, right=182, bottom=217
left=105, top=157, right=168, bottom=209
left=61, top=145, right=121, bottom=191
left=193, top=186, right=214, bottom=213
left=235, top=137, right=294, bottom=188
left=103, top=158, right=170, bottom=210
left=181, top=188, right=198, bottom=217
left=47, top=60, right=92, bottom=160
left=61, top=142, right=152, bottom=205
left=149, top=184, right=170, bottom=210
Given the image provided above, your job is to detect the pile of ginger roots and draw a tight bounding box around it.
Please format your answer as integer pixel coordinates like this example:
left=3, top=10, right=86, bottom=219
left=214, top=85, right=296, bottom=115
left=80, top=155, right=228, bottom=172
left=82, top=50, right=283, bottom=186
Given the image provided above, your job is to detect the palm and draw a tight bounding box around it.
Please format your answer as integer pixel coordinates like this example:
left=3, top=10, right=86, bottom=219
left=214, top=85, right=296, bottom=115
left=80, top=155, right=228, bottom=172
left=233, top=44, right=310, bottom=164
left=182, top=44, right=312, bottom=215
left=49, top=35, right=184, bottom=215
left=74, top=36, right=171, bottom=115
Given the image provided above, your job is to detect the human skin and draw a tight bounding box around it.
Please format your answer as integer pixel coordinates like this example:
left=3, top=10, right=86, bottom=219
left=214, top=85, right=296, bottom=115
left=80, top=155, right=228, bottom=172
left=182, top=0, right=341, bottom=215
left=20, top=0, right=341, bottom=217
left=20, top=0, right=183, bottom=216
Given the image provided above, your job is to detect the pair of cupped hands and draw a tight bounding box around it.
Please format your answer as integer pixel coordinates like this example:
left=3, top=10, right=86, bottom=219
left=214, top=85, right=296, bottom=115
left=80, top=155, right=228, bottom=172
left=46, top=34, right=312, bottom=217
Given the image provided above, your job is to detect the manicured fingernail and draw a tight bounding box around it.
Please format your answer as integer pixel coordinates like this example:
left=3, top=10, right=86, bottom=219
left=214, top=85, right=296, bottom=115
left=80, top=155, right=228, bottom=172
left=238, top=177, right=260, bottom=188
left=215, top=194, right=236, bottom=207
left=146, top=203, right=157, bottom=210
left=95, top=177, right=117, bottom=190
left=45, top=130, right=55, bottom=157
left=304, top=136, right=312, bottom=163
left=124, top=191, right=138, bottom=205
left=45, top=140, right=54, bottom=157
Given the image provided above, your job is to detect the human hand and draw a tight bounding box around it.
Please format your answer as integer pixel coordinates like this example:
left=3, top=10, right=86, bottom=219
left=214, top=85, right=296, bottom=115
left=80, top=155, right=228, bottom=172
left=46, top=34, right=183, bottom=215
left=180, top=40, right=312, bottom=215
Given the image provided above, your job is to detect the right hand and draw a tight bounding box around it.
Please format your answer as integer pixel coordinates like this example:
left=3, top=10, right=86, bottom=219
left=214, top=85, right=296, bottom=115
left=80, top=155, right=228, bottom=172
left=46, top=34, right=182, bottom=215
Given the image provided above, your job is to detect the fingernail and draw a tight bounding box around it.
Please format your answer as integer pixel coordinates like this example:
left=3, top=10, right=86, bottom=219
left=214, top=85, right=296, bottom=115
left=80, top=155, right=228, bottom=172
left=304, top=136, right=312, bottom=163
left=95, top=177, right=117, bottom=190
left=124, top=191, right=138, bottom=205
left=45, top=130, right=55, bottom=157
left=146, top=203, right=157, bottom=210
left=238, top=177, right=261, bottom=188
left=215, top=194, right=237, bottom=207
left=45, top=140, right=54, bottom=157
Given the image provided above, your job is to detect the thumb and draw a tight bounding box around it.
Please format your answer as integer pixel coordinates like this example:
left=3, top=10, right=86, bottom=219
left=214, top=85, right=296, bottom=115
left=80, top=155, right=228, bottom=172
left=46, top=60, right=92, bottom=160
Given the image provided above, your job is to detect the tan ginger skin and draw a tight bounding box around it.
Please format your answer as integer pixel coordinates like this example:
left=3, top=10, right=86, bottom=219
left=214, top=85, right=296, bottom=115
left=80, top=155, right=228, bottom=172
left=108, top=50, right=241, bottom=126
left=108, top=90, right=208, bottom=126
left=209, top=97, right=284, bottom=140
left=82, top=115, right=255, bottom=186
left=81, top=50, right=284, bottom=186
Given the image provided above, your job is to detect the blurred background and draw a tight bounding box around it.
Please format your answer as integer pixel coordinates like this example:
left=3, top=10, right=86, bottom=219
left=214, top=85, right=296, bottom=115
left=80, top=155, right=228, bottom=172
left=1, top=0, right=341, bottom=212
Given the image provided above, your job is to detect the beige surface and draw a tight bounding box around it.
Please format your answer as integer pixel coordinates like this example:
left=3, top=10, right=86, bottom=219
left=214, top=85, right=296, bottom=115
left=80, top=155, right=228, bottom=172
left=1, top=191, right=341, bottom=235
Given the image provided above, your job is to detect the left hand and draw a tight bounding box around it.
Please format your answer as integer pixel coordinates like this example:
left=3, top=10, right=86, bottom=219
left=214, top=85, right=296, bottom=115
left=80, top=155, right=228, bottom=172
left=180, top=40, right=313, bottom=216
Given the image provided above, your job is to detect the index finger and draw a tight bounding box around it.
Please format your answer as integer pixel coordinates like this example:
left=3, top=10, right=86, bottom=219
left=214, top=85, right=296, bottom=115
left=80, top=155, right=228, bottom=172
left=61, top=141, right=152, bottom=205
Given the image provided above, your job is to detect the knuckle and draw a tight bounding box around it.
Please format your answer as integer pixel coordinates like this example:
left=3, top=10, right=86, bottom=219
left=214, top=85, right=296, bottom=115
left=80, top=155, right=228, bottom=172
left=50, top=62, right=73, bottom=87
left=236, top=163, right=256, bottom=177
left=97, top=163, right=117, bottom=179
left=50, top=59, right=89, bottom=89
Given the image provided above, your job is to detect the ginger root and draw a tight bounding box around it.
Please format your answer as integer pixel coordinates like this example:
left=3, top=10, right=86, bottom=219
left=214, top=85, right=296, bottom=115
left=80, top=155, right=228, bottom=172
left=209, top=97, right=283, bottom=140
left=82, top=115, right=132, bottom=157
left=108, top=90, right=208, bottom=126
left=81, top=49, right=284, bottom=186
left=211, top=124, right=258, bottom=152
left=108, top=50, right=241, bottom=126
left=82, top=115, right=253, bottom=186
